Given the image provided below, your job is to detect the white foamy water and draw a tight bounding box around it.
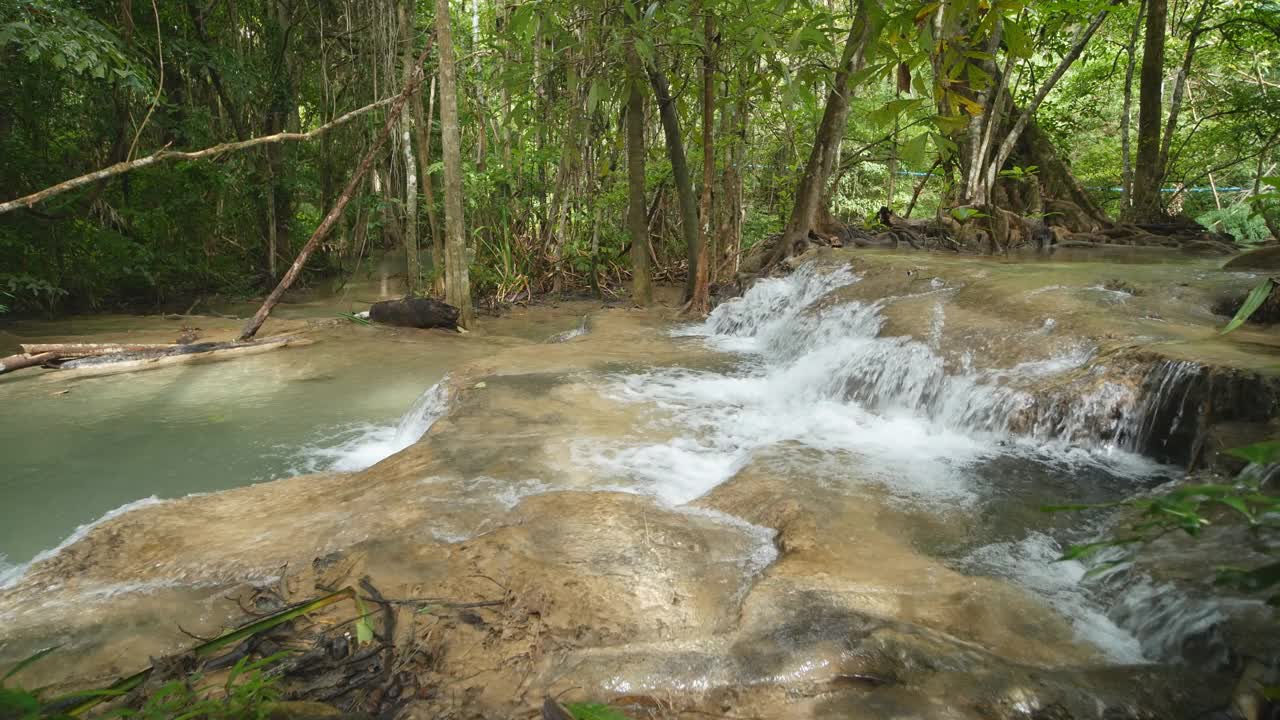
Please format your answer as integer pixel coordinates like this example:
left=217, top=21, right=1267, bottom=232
left=1, top=496, right=165, bottom=591
left=286, top=379, right=450, bottom=474
left=962, top=533, right=1147, bottom=663
left=580, top=263, right=1168, bottom=661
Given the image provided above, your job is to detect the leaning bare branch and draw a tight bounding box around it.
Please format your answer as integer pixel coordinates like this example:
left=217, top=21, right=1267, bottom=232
left=0, top=94, right=403, bottom=216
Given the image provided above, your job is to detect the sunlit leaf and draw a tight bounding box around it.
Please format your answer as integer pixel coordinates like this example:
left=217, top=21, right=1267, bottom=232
left=1221, top=278, right=1275, bottom=334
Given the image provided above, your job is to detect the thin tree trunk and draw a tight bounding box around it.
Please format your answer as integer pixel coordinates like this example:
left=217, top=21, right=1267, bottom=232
left=436, top=0, right=473, bottom=328
left=240, top=41, right=434, bottom=341
left=0, top=95, right=402, bottom=215
left=400, top=0, right=420, bottom=295
left=1154, top=0, right=1212, bottom=194
left=414, top=76, right=444, bottom=294
left=770, top=0, right=872, bottom=268
left=625, top=29, right=652, bottom=307
left=689, top=5, right=715, bottom=314
left=1129, top=0, right=1168, bottom=221
left=905, top=158, right=941, bottom=218
left=983, top=9, right=1111, bottom=197
left=647, top=63, right=701, bottom=301
left=1120, top=0, right=1145, bottom=209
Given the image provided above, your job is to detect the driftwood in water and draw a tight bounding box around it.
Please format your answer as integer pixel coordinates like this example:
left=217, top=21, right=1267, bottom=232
left=53, top=336, right=309, bottom=378
left=0, top=352, right=57, bottom=375
left=20, top=342, right=180, bottom=357
left=368, top=297, right=460, bottom=329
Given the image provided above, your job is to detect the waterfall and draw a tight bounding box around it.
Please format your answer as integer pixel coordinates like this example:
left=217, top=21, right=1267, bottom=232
left=1121, top=360, right=1204, bottom=463
left=585, top=263, right=1194, bottom=663
left=677, top=264, right=1146, bottom=451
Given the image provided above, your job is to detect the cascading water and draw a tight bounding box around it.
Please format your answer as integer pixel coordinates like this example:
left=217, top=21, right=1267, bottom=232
left=585, top=263, right=1198, bottom=663
left=288, top=378, right=451, bottom=474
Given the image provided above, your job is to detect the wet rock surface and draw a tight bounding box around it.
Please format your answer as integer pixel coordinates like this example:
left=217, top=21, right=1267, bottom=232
left=2, top=249, right=1277, bottom=718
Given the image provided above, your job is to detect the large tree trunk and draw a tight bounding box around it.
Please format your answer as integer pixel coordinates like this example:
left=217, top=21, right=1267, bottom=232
left=436, top=0, right=473, bottom=328
left=1128, top=0, right=1167, bottom=222
left=625, top=30, right=652, bottom=307
left=647, top=64, right=701, bottom=301
left=768, top=0, right=871, bottom=268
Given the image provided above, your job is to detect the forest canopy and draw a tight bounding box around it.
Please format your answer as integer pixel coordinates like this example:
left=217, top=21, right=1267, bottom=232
left=2, top=0, right=1278, bottom=316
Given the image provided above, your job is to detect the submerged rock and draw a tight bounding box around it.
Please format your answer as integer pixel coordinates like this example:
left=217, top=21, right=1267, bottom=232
left=1223, top=245, right=1280, bottom=271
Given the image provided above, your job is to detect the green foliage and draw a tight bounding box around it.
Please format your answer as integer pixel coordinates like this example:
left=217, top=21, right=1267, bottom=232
left=0, top=0, right=147, bottom=88
left=108, top=654, right=284, bottom=720
left=566, top=702, right=632, bottom=720
left=1197, top=205, right=1271, bottom=246
left=1046, top=440, right=1280, bottom=602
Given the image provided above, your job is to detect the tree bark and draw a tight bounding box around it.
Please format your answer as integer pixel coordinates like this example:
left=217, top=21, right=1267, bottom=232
left=1120, top=0, right=1145, bottom=209
left=625, top=30, right=652, bottom=307
left=1128, top=0, right=1167, bottom=222
left=436, top=0, right=473, bottom=328
left=689, top=6, right=715, bottom=315
left=983, top=9, right=1111, bottom=197
left=0, top=352, right=58, bottom=375
left=400, top=1, right=420, bottom=295
left=769, top=0, right=872, bottom=268
left=414, top=76, right=445, bottom=294
left=647, top=63, right=701, bottom=301
left=239, top=41, right=434, bottom=341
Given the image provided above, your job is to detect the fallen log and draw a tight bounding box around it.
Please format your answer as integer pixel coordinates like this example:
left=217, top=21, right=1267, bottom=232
left=52, top=336, right=310, bottom=379
left=0, top=352, right=58, bottom=375
left=20, top=342, right=180, bottom=357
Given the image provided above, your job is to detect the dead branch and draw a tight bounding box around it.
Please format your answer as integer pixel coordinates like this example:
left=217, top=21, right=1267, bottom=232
left=0, top=352, right=58, bottom=375
left=0, top=94, right=403, bottom=215
left=239, top=38, right=435, bottom=341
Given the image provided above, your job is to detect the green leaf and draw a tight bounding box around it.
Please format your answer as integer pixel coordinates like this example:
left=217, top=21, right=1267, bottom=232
left=1212, top=496, right=1256, bottom=523
left=0, top=687, right=41, bottom=714
left=3, top=646, right=59, bottom=685
left=900, top=133, right=929, bottom=167
left=586, top=79, right=603, bottom=115
left=1221, top=277, right=1275, bottom=334
left=1226, top=439, right=1280, bottom=466
left=1004, top=19, right=1030, bottom=57
left=354, top=596, right=375, bottom=645
left=566, top=702, right=632, bottom=720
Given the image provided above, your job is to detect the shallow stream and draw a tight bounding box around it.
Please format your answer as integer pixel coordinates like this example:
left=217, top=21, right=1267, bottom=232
left=0, top=249, right=1276, bottom=717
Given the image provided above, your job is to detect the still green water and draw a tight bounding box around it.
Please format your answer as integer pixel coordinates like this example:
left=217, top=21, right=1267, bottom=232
left=0, top=304, right=589, bottom=569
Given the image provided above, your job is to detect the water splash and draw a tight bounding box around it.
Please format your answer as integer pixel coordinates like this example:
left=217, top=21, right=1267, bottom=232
left=962, top=533, right=1147, bottom=663
left=288, top=379, right=451, bottom=474
left=581, top=263, right=1182, bottom=661
left=1, top=496, right=165, bottom=591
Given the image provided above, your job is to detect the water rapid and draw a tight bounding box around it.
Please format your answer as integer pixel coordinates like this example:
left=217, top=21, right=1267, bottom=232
left=585, top=264, right=1190, bottom=663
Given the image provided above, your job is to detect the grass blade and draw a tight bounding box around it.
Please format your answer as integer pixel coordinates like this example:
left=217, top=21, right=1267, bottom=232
left=2, top=645, right=60, bottom=685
